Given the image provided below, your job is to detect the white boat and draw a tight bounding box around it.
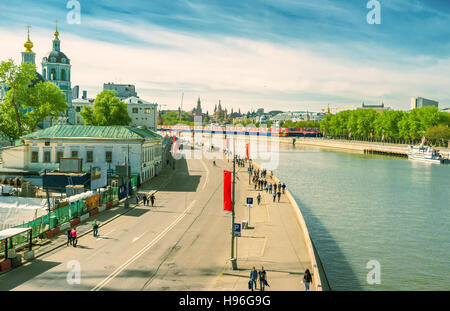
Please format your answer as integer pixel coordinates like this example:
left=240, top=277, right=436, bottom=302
left=407, top=137, right=449, bottom=164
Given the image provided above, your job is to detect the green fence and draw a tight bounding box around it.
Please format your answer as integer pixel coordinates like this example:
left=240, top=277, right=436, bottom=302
left=1, top=188, right=120, bottom=254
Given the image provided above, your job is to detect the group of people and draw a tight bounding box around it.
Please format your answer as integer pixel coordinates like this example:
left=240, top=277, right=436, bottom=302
left=249, top=267, right=313, bottom=291
left=249, top=266, right=268, bottom=291
left=66, top=227, right=78, bottom=247
left=136, top=193, right=156, bottom=207
left=236, top=156, right=246, bottom=167
left=252, top=175, right=286, bottom=204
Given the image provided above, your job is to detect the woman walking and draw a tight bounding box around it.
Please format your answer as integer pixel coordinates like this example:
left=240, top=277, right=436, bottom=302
left=303, top=269, right=312, bottom=291
left=66, top=227, right=72, bottom=246
left=71, top=228, right=78, bottom=247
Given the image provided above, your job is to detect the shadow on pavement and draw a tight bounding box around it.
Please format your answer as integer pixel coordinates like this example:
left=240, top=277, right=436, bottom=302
left=0, top=259, right=61, bottom=291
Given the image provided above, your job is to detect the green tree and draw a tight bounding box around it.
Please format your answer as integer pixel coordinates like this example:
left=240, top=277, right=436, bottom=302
left=0, top=59, right=68, bottom=139
left=81, top=90, right=131, bottom=126
left=425, top=124, right=450, bottom=144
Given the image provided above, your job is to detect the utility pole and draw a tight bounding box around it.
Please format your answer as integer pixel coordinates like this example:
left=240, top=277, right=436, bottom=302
left=125, top=144, right=130, bottom=208
left=230, top=154, right=237, bottom=270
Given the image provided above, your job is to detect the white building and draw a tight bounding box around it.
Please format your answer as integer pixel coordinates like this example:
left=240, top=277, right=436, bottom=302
left=72, top=97, right=95, bottom=124
left=123, top=96, right=158, bottom=131
left=271, top=111, right=325, bottom=123
left=103, top=83, right=137, bottom=99
left=1, top=125, right=163, bottom=183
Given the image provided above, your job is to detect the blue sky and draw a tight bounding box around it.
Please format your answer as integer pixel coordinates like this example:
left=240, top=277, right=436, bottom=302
left=1, top=0, right=449, bottom=111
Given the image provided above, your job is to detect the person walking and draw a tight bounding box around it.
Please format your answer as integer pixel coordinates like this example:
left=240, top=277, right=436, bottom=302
left=66, top=227, right=72, bottom=246
left=273, top=183, right=277, bottom=193
left=71, top=228, right=78, bottom=247
left=272, top=190, right=276, bottom=203
left=303, top=269, right=312, bottom=291
left=268, top=183, right=272, bottom=194
left=259, top=266, right=267, bottom=291
left=277, top=190, right=281, bottom=202
left=282, top=183, right=286, bottom=194
left=150, top=193, right=155, bottom=207
left=135, top=194, right=139, bottom=205
left=143, top=194, right=147, bottom=206
left=250, top=266, right=258, bottom=291
left=257, top=193, right=261, bottom=205
left=92, top=219, right=99, bottom=237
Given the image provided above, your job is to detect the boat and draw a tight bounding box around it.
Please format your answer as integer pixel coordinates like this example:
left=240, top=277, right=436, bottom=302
left=407, top=137, right=449, bottom=164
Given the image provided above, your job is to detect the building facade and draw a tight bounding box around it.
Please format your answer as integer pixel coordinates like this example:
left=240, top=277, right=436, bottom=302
left=1, top=125, right=163, bottom=183
left=123, top=96, right=158, bottom=130
left=103, top=83, right=137, bottom=99
left=411, top=97, right=439, bottom=109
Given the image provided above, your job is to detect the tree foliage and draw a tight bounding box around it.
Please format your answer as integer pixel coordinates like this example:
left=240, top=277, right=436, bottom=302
left=0, top=59, right=67, bottom=139
left=81, top=90, right=131, bottom=126
left=320, top=107, right=449, bottom=141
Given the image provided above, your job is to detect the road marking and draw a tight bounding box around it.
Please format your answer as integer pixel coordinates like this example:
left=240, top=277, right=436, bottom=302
left=132, top=231, right=148, bottom=243
left=91, top=199, right=197, bottom=291
left=200, top=160, right=209, bottom=190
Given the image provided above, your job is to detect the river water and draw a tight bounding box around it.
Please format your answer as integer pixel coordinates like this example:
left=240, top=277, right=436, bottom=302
left=274, top=144, right=449, bottom=291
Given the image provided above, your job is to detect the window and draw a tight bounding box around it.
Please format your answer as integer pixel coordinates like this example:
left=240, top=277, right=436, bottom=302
left=43, top=69, right=46, bottom=79
left=105, top=151, right=112, bottom=163
left=45, top=141, right=50, bottom=146
left=56, top=151, right=64, bottom=163
left=86, top=150, right=93, bottom=163
left=51, top=57, right=56, bottom=62
left=76, top=107, right=81, bottom=112
left=62, top=58, right=66, bottom=63
left=51, top=69, right=56, bottom=80
left=71, top=150, right=79, bottom=158
left=132, top=108, right=138, bottom=113
left=144, top=108, right=151, bottom=114
left=61, top=69, right=66, bottom=81
left=31, top=151, right=38, bottom=163
left=43, top=151, right=51, bottom=163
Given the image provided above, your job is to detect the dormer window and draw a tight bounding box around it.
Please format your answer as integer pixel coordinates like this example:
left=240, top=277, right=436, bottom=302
left=51, top=57, right=56, bottom=62
left=62, top=58, right=66, bottom=63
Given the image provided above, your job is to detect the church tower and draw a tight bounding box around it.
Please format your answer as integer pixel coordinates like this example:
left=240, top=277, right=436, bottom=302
left=22, top=26, right=36, bottom=65
left=41, top=23, right=74, bottom=124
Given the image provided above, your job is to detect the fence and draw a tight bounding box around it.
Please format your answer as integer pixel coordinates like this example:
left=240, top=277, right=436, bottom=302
left=0, top=186, right=119, bottom=254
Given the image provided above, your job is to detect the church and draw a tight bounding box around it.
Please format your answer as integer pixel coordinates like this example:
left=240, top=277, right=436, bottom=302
left=1, top=25, right=75, bottom=127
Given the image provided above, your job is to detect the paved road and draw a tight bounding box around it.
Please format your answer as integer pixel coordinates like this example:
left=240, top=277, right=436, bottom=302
left=0, top=148, right=242, bottom=291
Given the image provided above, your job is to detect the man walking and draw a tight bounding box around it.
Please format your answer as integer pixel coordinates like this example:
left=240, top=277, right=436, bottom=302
left=135, top=194, right=139, bottom=205
left=282, top=183, right=286, bottom=194
left=92, top=219, right=99, bottom=237
left=257, top=193, right=261, bottom=206
left=66, top=227, right=72, bottom=246
left=259, top=266, right=267, bottom=291
left=143, top=194, right=147, bottom=206
left=250, top=266, right=258, bottom=291
left=272, top=190, right=276, bottom=203
left=277, top=190, right=281, bottom=202
left=150, top=193, right=155, bottom=207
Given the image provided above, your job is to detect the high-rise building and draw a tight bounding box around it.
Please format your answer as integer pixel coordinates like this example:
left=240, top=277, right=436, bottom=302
left=411, top=97, right=439, bottom=109
left=72, top=85, right=79, bottom=99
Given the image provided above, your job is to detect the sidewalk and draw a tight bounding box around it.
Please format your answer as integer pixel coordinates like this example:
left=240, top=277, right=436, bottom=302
left=211, top=163, right=313, bottom=291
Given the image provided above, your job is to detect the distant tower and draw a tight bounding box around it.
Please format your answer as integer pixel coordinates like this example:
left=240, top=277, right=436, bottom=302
left=22, top=25, right=36, bottom=65
left=41, top=22, right=74, bottom=124
left=195, top=97, right=202, bottom=116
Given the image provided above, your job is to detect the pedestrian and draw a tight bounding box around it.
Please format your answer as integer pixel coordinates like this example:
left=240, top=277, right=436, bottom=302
left=259, top=266, right=268, bottom=291
left=66, top=227, right=72, bottom=246
left=250, top=266, right=258, bottom=291
left=272, top=191, right=276, bottom=203
left=143, top=194, right=147, bottom=206
left=254, top=179, right=257, bottom=190
left=282, top=183, right=286, bottom=194
left=269, top=183, right=272, bottom=193
left=303, top=269, right=312, bottom=291
left=274, top=183, right=277, bottom=192
left=277, top=190, right=281, bottom=202
left=150, top=193, right=155, bottom=207
left=71, top=228, right=78, bottom=247
left=135, top=194, right=139, bottom=205
left=92, top=219, right=99, bottom=237
left=257, top=193, right=261, bottom=205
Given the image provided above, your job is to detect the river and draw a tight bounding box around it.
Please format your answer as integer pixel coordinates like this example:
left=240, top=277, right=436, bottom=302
left=274, top=144, right=449, bottom=290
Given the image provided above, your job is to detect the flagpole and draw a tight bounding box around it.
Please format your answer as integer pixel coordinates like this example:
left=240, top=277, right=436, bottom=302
left=231, top=153, right=237, bottom=270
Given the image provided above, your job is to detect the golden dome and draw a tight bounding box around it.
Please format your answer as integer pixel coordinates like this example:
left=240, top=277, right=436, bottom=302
left=24, top=26, right=34, bottom=53
left=54, top=23, right=60, bottom=40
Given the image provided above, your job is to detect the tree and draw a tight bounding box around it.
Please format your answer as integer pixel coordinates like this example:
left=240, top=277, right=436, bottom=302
left=0, top=59, right=68, bottom=139
left=81, top=90, right=131, bottom=126
left=425, top=124, right=450, bottom=144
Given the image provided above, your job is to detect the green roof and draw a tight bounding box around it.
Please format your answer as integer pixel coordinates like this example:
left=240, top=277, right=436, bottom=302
left=22, top=125, right=162, bottom=141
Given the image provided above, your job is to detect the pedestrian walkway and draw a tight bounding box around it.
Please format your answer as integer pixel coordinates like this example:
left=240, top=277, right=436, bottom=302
left=211, top=161, right=315, bottom=291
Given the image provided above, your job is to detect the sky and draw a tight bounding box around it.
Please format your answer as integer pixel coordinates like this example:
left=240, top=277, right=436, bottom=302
left=0, top=0, right=449, bottom=113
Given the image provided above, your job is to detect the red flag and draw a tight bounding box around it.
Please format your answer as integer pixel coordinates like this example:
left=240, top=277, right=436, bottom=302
left=223, top=170, right=232, bottom=211
left=246, top=143, right=249, bottom=160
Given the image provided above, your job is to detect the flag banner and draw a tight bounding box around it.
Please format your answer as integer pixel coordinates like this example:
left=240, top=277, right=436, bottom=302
left=223, top=170, right=232, bottom=211
left=246, top=143, right=249, bottom=160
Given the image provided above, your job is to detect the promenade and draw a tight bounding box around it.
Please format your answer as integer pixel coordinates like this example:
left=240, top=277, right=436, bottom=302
left=0, top=147, right=318, bottom=291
